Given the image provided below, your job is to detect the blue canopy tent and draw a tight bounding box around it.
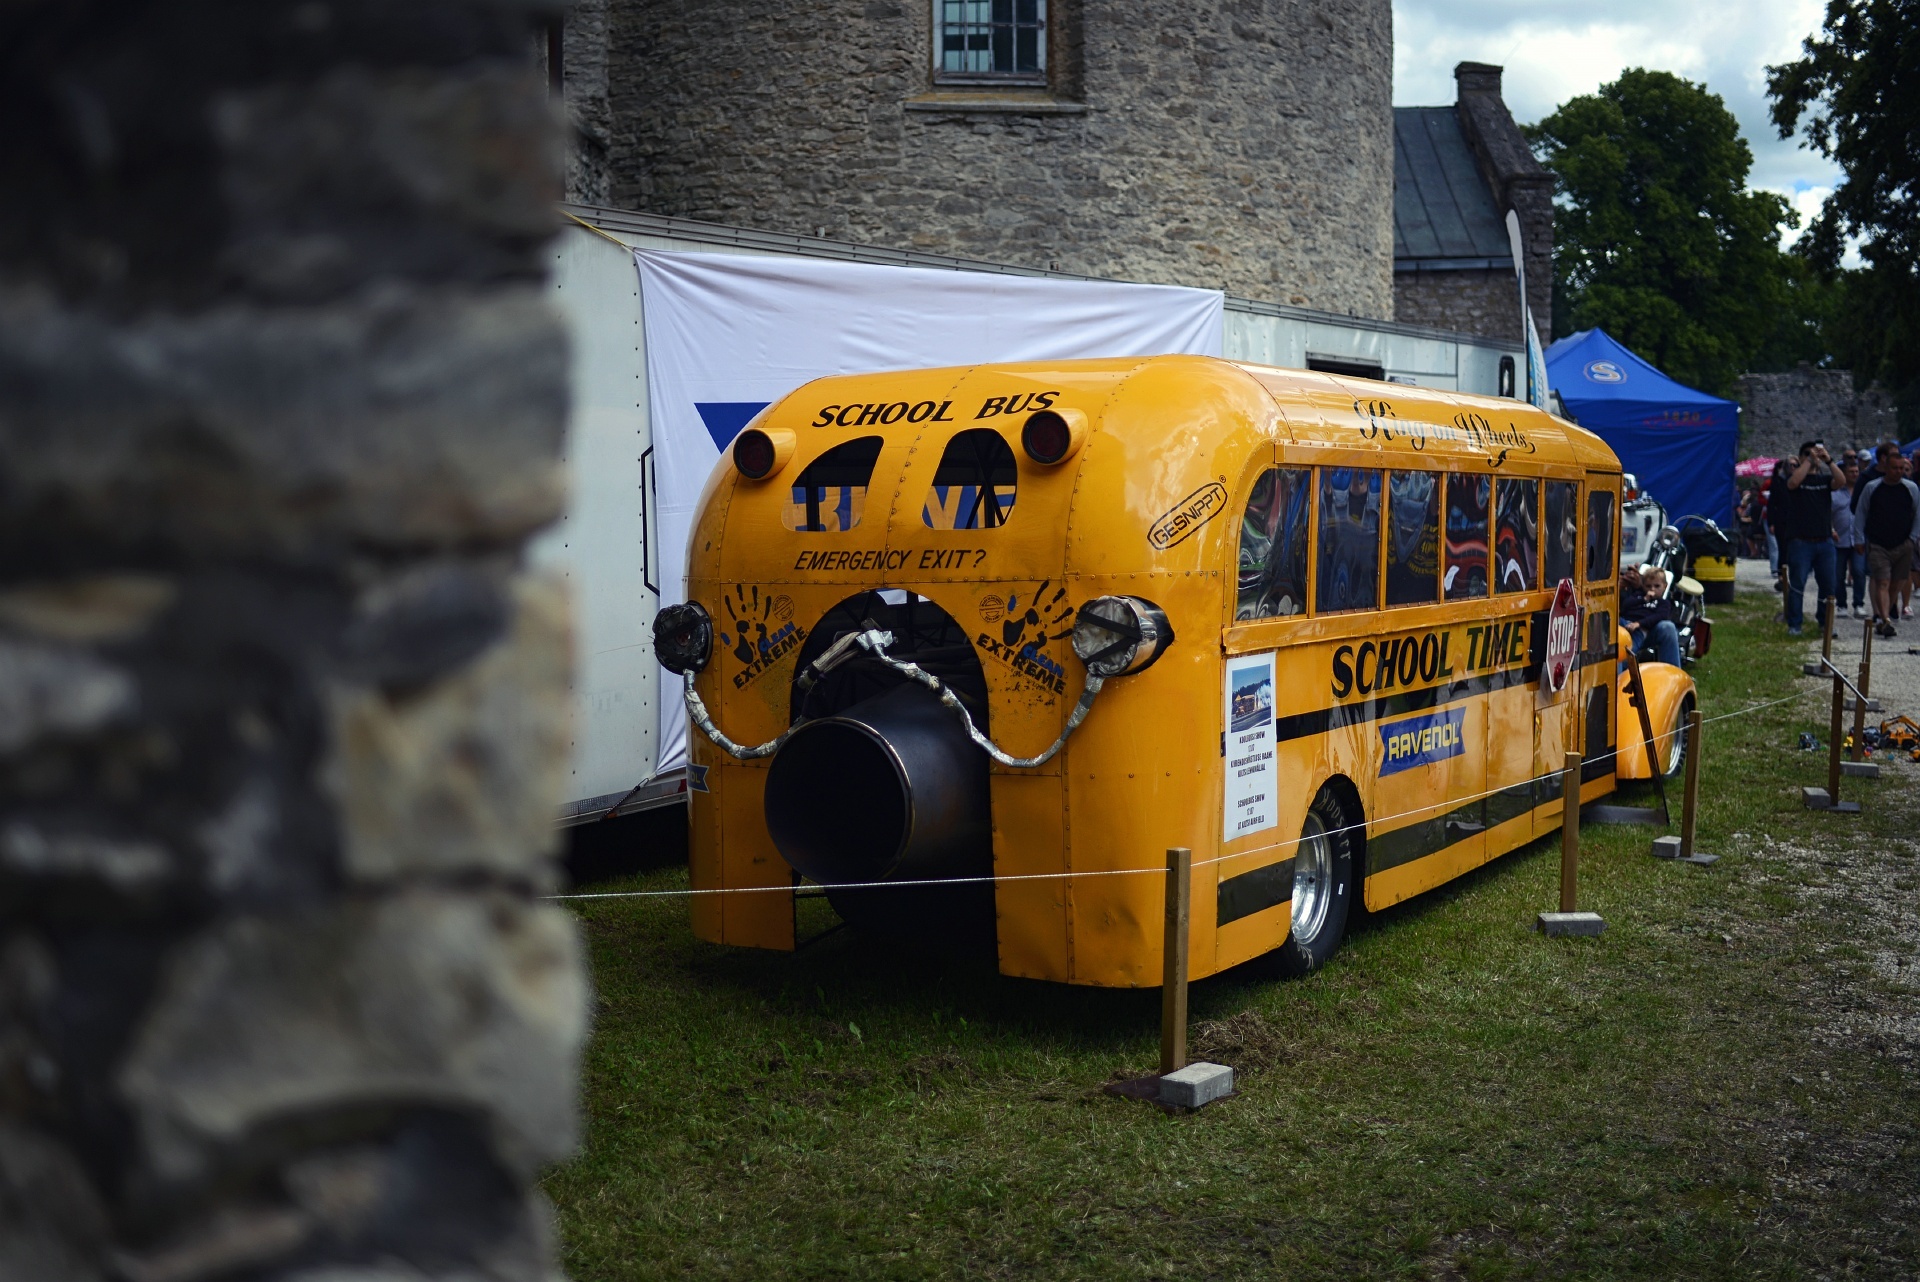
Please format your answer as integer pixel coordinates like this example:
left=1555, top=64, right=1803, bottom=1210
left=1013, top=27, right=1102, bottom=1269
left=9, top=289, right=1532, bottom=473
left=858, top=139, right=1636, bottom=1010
left=1545, top=328, right=1740, bottom=527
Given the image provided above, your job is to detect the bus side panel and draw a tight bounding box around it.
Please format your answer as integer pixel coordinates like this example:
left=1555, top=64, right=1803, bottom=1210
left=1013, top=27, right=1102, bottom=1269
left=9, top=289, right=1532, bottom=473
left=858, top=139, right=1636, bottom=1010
left=689, top=750, right=724, bottom=945
left=1061, top=574, right=1221, bottom=988
left=712, top=761, right=795, bottom=950
left=990, top=773, right=1072, bottom=983
left=1363, top=691, right=1489, bottom=911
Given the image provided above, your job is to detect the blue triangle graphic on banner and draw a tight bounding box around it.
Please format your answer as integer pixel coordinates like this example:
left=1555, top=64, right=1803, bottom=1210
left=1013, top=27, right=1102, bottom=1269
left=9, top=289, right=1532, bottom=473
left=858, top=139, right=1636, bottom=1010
left=694, top=402, right=772, bottom=451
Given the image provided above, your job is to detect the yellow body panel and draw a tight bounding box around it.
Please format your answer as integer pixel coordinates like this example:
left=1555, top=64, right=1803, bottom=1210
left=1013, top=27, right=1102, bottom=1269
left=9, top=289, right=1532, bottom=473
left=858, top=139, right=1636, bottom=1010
left=684, top=356, right=1693, bottom=986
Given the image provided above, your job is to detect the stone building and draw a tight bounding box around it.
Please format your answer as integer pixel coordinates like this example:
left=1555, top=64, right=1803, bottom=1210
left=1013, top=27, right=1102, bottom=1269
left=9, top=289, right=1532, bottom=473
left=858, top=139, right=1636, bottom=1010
left=551, top=0, right=1396, bottom=318
left=1735, top=365, right=1900, bottom=459
left=1392, top=63, right=1552, bottom=345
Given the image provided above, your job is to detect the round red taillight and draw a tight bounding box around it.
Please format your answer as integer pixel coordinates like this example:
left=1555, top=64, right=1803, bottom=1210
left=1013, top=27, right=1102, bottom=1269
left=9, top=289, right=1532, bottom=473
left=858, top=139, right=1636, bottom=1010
left=1022, top=410, right=1073, bottom=465
left=733, top=429, right=777, bottom=479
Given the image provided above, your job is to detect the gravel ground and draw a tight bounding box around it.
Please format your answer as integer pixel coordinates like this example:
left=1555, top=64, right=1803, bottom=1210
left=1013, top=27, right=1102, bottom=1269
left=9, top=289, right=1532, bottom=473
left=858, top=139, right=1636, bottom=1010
left=1736, top=552, right=1920, bottom=735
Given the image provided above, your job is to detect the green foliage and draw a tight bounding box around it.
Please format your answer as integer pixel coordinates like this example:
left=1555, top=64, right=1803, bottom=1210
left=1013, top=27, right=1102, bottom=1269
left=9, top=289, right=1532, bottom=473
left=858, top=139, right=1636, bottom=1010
left=1769, top=0, right=1920, bottom=426
left=1528, top=70, right=1796, bottom=395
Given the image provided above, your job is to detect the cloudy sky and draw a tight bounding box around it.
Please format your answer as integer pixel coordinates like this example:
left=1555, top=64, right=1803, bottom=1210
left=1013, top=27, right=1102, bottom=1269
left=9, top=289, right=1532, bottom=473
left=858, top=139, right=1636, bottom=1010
left=1392, top=0, right=1838, bottom=246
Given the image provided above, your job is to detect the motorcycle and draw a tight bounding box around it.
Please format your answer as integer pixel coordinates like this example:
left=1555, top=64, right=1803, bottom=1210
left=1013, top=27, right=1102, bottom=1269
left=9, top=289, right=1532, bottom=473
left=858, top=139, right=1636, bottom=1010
left=1638, top=524, right=1714, bottom=664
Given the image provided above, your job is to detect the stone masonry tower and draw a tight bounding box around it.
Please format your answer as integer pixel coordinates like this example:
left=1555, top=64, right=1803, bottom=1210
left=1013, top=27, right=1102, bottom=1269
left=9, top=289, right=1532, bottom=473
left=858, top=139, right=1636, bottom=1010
left=559, top=0, right=1396, bottom=318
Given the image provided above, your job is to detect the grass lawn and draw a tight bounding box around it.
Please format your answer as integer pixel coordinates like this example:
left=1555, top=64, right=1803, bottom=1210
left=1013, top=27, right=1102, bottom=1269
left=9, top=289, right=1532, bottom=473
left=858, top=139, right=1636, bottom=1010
left=546, top=588, right=1920, bottom=1279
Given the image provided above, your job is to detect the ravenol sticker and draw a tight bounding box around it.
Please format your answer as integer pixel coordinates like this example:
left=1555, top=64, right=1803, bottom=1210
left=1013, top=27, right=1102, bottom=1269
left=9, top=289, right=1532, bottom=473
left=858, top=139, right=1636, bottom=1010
left=1378, top=708, right=1466, bottom=777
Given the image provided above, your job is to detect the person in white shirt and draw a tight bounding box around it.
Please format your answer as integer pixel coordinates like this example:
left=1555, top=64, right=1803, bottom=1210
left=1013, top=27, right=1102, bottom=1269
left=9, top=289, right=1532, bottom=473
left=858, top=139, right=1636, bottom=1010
left=1833, top=461, right=1867, bottom=617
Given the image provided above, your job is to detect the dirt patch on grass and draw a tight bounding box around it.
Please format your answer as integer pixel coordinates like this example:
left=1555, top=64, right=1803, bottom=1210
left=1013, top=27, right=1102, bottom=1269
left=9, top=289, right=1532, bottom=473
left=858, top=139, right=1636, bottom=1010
left=1190, top=1009, right=1302, bottom=1071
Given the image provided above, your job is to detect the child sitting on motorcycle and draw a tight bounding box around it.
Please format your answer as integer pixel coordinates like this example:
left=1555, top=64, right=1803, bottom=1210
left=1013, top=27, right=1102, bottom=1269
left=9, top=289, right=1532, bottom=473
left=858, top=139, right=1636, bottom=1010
left=1621, top=566, right=1683, bottom=667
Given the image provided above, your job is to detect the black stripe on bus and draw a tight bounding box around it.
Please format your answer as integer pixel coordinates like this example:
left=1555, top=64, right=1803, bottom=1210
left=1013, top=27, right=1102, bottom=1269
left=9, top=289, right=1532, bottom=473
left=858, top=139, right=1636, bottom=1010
left=1367, top=766, right=1568, bottom=875
left=1271, top=664, right=1539, bottom=747
left=1216, top=856, right=1296, bottom=927
left=1267, top=605, right=1617, bottom=751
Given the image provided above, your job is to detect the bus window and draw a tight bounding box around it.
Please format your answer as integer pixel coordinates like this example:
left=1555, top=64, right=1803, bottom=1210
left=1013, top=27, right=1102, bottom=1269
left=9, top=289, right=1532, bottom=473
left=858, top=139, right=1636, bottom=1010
left=1586, top=487, right=1616, bottom=580
left=923, top=429, right=1017, bottom=530
left=1495, top=478, right=1539, bottom=593
left=1236, top=467, right=1311, bottom=619
left=1543, top=480, right=1579, bottom=585
left=1384, top=469, right=1440, bottom=606
left=1315, top=467, right=1381, bottom=614
left=783, top=435, right=884, bottom=532
left=1443, top=473, right=1490, bottom=600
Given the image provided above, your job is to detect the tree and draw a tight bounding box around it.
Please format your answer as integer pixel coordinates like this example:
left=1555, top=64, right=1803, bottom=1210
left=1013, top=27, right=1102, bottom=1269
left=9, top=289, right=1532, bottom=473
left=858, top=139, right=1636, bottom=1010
left=1770, top=0, right=1920, bottom=426
left=1527, top=69, right=1796, bottom=395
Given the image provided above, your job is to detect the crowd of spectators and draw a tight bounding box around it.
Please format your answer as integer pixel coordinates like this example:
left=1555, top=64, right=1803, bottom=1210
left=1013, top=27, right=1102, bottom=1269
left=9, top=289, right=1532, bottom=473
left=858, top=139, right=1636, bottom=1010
left=1749, top=441, right=1920, bottom=639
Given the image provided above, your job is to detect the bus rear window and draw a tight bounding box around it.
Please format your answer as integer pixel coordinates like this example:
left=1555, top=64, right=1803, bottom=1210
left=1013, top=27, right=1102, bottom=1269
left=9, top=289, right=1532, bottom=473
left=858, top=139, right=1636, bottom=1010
left=1385, top=470, right=1440, bottom=606
left=923, top=429, right=1017, bottom=530
left=1495, top=479, right=1538, bottom=593
left=1236, top=467, right=1311, bottom=619
left=1587, top=488, right=1616, bottom=580
left=1544, top=481, right=1579, bottom=585
left=1444, top=473, right=1490, bottom=600
left=783, top=436, right=884, bottom=533
left=1315, top=467, right=1380, bottom=614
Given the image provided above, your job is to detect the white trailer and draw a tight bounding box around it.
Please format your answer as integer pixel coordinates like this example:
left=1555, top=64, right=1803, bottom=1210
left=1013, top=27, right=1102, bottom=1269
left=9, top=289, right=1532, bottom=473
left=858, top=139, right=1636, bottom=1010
left=536, top=202, right=1527, bottom=826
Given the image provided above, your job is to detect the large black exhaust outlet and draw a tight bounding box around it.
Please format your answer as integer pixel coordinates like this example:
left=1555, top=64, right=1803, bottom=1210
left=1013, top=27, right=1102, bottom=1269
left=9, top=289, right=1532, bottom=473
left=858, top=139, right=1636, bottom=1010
left=764, top=682, right=993, bottom=935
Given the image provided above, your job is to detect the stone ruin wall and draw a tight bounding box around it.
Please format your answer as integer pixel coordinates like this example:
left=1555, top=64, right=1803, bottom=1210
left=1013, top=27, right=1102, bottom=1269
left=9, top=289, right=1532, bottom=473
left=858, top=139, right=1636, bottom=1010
left=1735, top=367, right=1901, bottom=460
left=0, top=4, right=586, bottom=1279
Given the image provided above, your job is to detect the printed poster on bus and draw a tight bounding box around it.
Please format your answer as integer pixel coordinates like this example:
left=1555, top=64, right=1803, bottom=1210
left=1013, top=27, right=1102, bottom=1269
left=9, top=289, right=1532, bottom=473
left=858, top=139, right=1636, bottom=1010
left=1223, top=652, right=1278, bottom=839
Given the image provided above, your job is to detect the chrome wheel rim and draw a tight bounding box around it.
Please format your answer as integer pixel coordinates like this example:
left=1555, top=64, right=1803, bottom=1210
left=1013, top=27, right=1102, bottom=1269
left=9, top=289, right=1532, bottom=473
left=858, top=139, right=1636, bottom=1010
left=1666, top=709, right=1687, bottom=775
left=1293, top=812, right=1334, bottom=944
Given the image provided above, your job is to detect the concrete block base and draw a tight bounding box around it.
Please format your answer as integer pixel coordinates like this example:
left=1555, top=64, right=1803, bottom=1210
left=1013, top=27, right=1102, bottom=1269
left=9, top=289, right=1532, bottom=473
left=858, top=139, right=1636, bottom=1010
left=1537, top=911, right=1606, bottom=937
left=1803, top=661, right=1826, bottom=676
left=1159, top=1062, right=1235, bottom=1108
left=1650, top=835, right=1720, bottom=865
left=1845, top=699, right=1881, bottom=713
left=1105, top=1067, right=1238, bottom=1113
left=1802, top=787, right=1861, bottom=813
left=1841, top=761, right=1880, bottom=779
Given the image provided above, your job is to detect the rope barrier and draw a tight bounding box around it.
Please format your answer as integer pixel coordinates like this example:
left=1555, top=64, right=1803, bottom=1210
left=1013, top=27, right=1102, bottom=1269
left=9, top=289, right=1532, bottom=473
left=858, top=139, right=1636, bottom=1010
left=546, top=673, right=1886, bottom=906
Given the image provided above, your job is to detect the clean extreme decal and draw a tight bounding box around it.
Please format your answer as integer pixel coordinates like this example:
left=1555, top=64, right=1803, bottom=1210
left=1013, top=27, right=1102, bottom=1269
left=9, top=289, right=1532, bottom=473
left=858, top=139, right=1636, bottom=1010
left=1378, top=708, right=1467, bottom=776
left=1330, top=618, right=1532, bottom=700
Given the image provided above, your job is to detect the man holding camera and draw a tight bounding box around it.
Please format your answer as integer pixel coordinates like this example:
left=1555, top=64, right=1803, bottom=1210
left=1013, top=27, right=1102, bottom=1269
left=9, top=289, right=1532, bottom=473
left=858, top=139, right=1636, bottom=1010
left=1779, top=440, right=1837, bottom=636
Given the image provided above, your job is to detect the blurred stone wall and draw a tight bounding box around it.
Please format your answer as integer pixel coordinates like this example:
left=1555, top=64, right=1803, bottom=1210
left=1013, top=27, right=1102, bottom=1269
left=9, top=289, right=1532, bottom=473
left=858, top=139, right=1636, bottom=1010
left=0, top=4, right=586, bottom=1280
left=1736, top=365, right=1901, bottom=458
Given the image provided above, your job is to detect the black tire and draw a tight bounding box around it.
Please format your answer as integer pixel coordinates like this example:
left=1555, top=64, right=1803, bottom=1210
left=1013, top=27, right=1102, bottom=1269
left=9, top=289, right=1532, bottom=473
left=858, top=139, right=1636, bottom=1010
left=1272, top=786, right=1357, bottom=977
left=1660, top=694, right=1695, bottom=782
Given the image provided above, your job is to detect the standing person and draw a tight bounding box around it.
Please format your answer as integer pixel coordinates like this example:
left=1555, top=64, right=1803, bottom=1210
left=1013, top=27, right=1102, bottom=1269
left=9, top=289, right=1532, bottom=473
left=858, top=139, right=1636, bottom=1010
left=1779, top=440, right=1837, bottom=636
left=1833, top=460, right=1867, bottom=617
left=1856, top=451, right=1920, bottom=638
left=1765, top=458, right=1790, bottom=582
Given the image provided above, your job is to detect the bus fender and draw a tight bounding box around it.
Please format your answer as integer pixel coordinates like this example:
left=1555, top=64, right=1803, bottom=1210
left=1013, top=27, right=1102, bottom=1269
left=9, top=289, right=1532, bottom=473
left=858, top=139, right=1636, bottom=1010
left=1614, top=661, right=1696, bottom=779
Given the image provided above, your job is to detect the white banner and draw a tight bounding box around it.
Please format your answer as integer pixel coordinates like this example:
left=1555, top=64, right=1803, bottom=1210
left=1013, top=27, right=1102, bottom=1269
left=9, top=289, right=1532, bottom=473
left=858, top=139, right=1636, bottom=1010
left=636, top=248, right=1224, bottom=775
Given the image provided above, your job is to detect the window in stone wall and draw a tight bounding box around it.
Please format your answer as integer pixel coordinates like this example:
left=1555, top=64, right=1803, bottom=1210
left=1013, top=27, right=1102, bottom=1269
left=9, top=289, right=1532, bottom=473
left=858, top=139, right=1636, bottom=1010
left=935, top=0, right=1047, bottom=83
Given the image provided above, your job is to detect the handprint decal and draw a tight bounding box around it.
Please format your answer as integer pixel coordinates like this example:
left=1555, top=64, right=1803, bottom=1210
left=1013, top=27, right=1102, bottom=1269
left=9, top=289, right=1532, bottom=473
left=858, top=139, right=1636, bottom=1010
left=1001, top=581, right=1074, bottom=650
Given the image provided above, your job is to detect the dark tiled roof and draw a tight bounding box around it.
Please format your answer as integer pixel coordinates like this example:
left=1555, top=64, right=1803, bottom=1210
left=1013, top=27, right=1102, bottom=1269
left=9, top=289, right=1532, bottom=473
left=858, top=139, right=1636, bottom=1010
left=1393, top=107, right=1512, bottom=270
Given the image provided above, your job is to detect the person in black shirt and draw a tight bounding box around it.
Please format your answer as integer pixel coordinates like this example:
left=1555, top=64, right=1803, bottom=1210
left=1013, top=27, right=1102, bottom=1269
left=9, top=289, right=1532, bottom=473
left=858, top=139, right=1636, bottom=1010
left=1857, top=451, right=1920, bottom=637
left=1780, top=440, right=1836, bottom=635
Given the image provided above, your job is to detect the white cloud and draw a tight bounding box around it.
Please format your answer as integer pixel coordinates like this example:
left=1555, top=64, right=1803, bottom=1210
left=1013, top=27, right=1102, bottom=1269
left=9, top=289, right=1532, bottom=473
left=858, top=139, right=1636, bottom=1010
left=1392, top=0, right=1842, bottom=242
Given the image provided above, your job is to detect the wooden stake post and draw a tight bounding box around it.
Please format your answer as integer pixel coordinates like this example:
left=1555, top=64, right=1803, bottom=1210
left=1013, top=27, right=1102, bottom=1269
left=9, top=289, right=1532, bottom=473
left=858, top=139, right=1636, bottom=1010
left=1160, top=847, right=1190, bottom=1076
left=1539, top=752, right=1604, bottom=935
left=1851, top=619, right=1873, bottom=760
left=1827, top=667, right=1845, bottom=800
left=1559, top=750, right=1579, bottom=912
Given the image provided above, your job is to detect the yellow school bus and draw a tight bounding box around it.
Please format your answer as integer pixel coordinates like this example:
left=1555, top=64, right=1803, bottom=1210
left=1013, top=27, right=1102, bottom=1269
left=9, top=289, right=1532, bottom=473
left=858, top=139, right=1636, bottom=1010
left=651, top=356, right=1696, bottom=987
